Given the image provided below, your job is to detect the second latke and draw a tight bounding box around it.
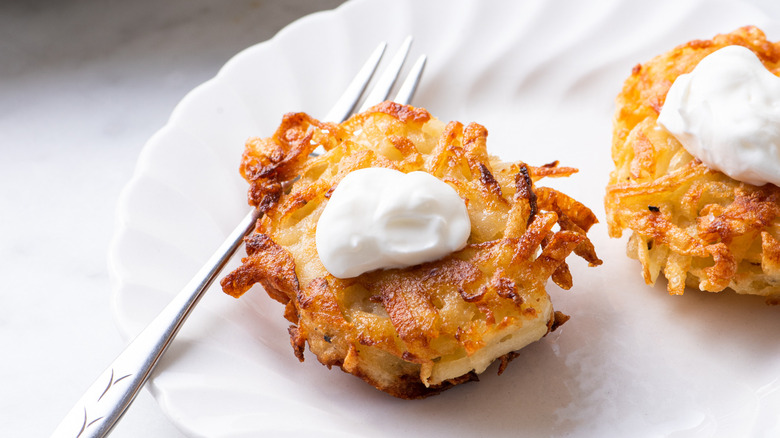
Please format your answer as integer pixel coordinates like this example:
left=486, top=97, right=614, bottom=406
left=605, top=26, right=780, bottom=302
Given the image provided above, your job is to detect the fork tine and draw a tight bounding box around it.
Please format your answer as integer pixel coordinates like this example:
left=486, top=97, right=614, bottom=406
left=358, top=35, right=414, bottom=112
left=313, top=39, right=424, bottom=157
left=322, top=42, right=387, bottom=123
left=393, top=54, right=426, bottom=106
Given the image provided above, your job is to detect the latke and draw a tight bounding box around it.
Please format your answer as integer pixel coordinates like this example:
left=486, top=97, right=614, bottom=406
left=605, top=26, right=780, bottom=303
left=222, top=102, right=601, bottom=398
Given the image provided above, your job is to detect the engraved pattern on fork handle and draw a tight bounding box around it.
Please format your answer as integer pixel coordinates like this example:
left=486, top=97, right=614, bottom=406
left=74, top=369, right=132, bottom=437
left=52, top=209, right=260, bottom=438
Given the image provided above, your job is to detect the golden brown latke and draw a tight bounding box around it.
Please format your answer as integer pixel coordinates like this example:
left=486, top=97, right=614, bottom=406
left=222, top=102, right=601, bottom=398
left=605, top=26, right=780, bottom=303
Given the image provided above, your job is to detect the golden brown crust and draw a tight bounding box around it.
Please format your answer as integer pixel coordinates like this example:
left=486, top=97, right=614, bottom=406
left=605, top=26, right=780, bottom=302
left=222, top=101, right=601, bottom=398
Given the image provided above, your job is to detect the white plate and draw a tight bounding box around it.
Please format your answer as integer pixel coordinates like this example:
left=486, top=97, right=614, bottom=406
left=110, top=0, right=780, bottom=436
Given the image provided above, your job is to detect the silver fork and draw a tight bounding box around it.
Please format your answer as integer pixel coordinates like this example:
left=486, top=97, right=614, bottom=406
left=52, top=38, right=426, bottom=438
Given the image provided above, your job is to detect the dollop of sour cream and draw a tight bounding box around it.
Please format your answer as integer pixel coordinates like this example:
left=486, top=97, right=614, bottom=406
left=657, top=45, right=780, bottom=186
left=315, top=168, right=471, bottom=279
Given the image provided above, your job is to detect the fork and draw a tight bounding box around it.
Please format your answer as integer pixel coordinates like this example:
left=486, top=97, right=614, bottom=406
left=51, top=37, right=426, bottom=438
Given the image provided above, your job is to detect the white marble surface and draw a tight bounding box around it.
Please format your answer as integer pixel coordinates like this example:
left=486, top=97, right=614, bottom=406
left=0, top=1, right=342, bottom=436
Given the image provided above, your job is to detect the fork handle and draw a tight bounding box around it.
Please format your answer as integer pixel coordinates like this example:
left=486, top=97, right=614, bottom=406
left=51, top=209, right=260, bottom=438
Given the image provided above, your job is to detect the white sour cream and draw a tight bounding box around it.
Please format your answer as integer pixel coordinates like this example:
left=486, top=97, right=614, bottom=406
left=315, top=168, right=471, bottom=279
left=658, top=45, right=780, bottom=186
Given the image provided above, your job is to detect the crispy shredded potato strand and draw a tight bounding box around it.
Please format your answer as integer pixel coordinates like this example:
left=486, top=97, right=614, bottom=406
left=222, top=102, right=601, bottom=398
left=605, top=26, right=780, bottom=303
